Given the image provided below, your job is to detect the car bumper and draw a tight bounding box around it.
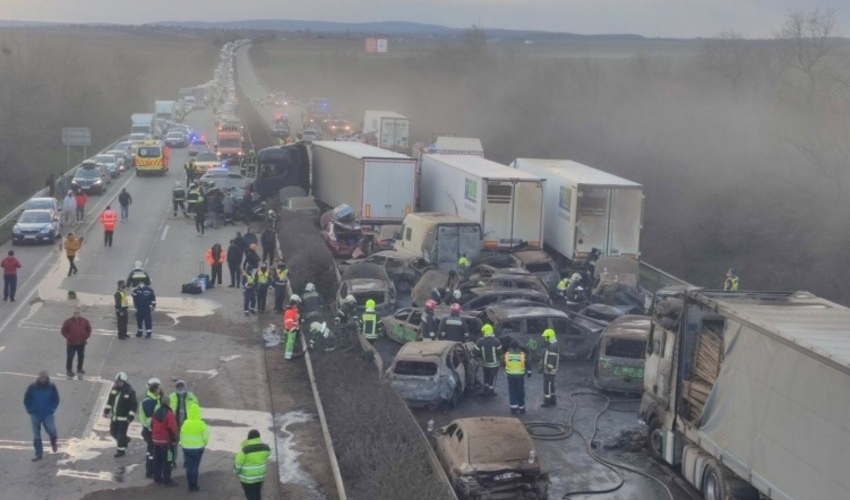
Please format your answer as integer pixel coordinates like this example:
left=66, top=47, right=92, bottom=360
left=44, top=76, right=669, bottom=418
left=13, top=233, right=53, bottom=243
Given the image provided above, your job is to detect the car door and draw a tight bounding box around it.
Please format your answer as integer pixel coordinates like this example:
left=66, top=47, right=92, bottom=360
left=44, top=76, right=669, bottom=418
left=385, top=308, right=412, bottom=343
left=553, top=318, right=586, bottom=358
left=406, top=310, right=423, bottom=342
left=435, top=423, right=459, bottom=475
left=450, top=344, right=469, bottom=391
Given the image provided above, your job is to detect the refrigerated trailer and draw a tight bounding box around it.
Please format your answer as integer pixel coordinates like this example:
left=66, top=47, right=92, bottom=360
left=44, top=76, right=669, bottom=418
left=311, top=141, right=417, bottom=224
left=641, top=290, right=850, bottom=500
left=511, top=158, right=643, bottom=264
left=419, top=154, right=545, bottom=250
left=362, top=110, right=410, bottom=153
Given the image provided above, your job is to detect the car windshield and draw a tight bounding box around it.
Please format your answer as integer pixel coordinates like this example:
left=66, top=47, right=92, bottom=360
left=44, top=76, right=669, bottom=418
left=191, top=140, right=207, bottom=147
left=603, top=338, right=646, bottom=359
left=76, top=168, right=100, bottom=179
left=24, top=199, right=54, bottom=210
left=137, top=147, right=162, bottom=158
left=393, top=360, right=437, bottom=377
left=218, top=139, right=241, bottom=148
left=524, top=261, right=554, bottom=273
left=19, top=212, right=51, bottom=224
left=353, top=292, right=385, bottom=305
left=196, top=153, right=218, bottom=162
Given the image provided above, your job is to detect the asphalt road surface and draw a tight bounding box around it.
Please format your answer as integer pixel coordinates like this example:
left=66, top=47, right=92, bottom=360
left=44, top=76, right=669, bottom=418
left=0, top=105, right=333, bottom=500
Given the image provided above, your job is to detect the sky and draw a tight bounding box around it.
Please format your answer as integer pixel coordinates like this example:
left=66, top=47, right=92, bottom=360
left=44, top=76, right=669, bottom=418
left=0, top=0, right=846, bottom=38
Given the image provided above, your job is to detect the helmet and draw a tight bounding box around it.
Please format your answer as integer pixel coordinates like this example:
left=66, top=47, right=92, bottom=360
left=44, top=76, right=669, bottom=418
left=305, top=283, right=316, bottom=292
left=450, top=303, right=461, bottom=313
left=289, top=294, right=302, bottom=304
left=134, top=260, right=143, bottom=269
left=365, top=299, right=376, bottom=311
left=542, top=328, right=556, bottom=341
left=570, top=272, right=582, bottom=283
left=425, top=299, right=437, bottom=310
left=452, top=289, right=461, bottom=300
left=115, top=372, right=129, bottom=382
left=249, top=243, right=257, bottom=250
left=344, top=294, right=356, bottom=305
left=147, top=377, right=161, bottom=387
left=284, top=317, right=297, bottom=330
left=309, top=321, right=327, bottom=335
left=726, top=268, right=735, bottom=277
left=481, top=324, right=494, bottom=336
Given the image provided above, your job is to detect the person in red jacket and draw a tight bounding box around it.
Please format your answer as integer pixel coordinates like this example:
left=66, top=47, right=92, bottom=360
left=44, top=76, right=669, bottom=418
left=1, top=250, right=21, bottom=301
left=60, top=307, right=91, bottom=378
left=151, top=397, right=179, bottom=487
left=74, top=191, right=88, bottom=222
left=99, top=205, right=118, bottom=247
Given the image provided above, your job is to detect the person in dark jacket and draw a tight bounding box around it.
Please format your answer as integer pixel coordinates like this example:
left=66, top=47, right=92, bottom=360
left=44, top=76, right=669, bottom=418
left=103, top=372, right=137, bottom=457
left=227, top=239, right=244, bottom=288
left=195, top=199, right=207, bottom=235
left=23, top=370, right=60, bottom=461
left=132, top=283, right=157, bottom=338
left=118, top=188, right=132, bottom=221
left=61, top=307, right=91, bottom=378
left=420, top=300, right=439, bottom=341
left=45, top=173, right=55, bottom=198
left=243, top=243, right=260, bottom=272
left=260, top=227, right=277, bottom=267
left=151, top=397, right=179, bottom=486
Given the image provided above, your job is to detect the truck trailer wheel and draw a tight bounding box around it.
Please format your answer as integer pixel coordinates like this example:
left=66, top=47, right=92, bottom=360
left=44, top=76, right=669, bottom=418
left=646, top=416, right=664, bottom=462
left=702, top=463, right=759, bottom=500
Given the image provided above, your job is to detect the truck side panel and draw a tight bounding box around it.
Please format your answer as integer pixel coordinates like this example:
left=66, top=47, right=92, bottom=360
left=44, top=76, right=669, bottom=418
left=362, top=159, right=415, bottom=220
left=608, top=187, right=643, bottom=258
left=419, top=157, right=482, bottom=226
left=312, top=146, right=363, bottom=212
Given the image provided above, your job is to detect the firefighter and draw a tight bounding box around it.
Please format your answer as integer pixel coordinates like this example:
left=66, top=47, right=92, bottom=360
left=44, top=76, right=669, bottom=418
left=440, top=303, right=468, bottom=341
left=421, top=300, right=439, bottom=341
left=255, top=264, right=271, bottom=313
left=172, top=182, right=187, bottom=217
left=283, top=295, right=301, bottom=361
left=504, top=339, right=531, bottom=414
left=139, top=378, right=162, bottom=478
left=186, top=183, right=203, bottom=216
left=242, top=267, right=257, bottom=316
left=127, top=260, right=152, bottom=287
left=724, top=269, right=740, bottom=291
left=272, top=260, right=289, bottom=312
left=474, top=324, right=503, bottom=395
left=457, top=253, right=471, bottom=276
left=113, top=280, right=129, bottom=339
left=335, top=294, right=356, bottom=325
left=103, top=372, right=137, bottom=457
left=361, top=299, right=379, bottom=344
left=301, top=283, right=321, bottom=321
left=132, top=282, right=156, bottom=338
left=540, top=329, right=560, bottom=408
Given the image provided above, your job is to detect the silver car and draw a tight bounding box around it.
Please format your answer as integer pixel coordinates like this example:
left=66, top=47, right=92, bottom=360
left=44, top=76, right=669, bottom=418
left=94, top=154, right=120, bottom=178
left=12, top=209, right=61, bottom=245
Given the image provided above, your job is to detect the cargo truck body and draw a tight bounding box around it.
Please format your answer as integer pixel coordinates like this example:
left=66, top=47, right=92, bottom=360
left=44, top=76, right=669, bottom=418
left=311, top=141, right=416, bottom=225
left=511, top=158, right=643, bottom=264
left=394, top=213, right=482, bottom=272
left=420, top=154, right=544, bottom=250
left=154, top=100, right=176, bottom=123
left=641, top=289, right=850, bottom=500
left=362, top=110, right=410, bottom=153
left=130, top=113, right=154, bottom=136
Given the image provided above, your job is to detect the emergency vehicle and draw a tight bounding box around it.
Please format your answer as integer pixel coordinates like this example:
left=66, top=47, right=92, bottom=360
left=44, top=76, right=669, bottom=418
left=134, top=140, right=169, bottom=176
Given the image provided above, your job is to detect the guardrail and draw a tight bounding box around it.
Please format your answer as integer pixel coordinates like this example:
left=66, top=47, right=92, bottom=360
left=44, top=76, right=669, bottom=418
left=0, top=135, right=128, bottom=229
left=638, top=260, right=693, bottom=293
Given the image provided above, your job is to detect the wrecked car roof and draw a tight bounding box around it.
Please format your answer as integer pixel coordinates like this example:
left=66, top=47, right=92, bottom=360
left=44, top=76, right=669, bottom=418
left=466, top=287, right=549, bottom=299
left=347, top=279, right=389, bottom=292
left=602, top=315, right=651, bottom=339
left=396, top=340, right=463, bottom=357
left=454, top=417, right=535, bottom=463
left=341, top=262, right=391, bottom=281
left=486, top=306, right=569, bottom=321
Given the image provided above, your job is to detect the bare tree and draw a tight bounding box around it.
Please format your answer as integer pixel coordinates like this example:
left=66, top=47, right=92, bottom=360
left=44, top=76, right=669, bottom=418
left=775, top=8, right=838, bottom=102
left=702, top=30, right=750, bottom=91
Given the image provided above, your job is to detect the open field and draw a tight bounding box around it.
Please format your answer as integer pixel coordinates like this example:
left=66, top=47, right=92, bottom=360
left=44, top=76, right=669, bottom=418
left=252, top=34, right=850, bottom=303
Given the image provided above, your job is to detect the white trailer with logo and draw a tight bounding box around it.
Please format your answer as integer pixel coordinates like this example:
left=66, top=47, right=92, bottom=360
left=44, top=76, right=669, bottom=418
left=419, top=154, right=545, bottom=250
left=362, top=110, right=410, bottom=153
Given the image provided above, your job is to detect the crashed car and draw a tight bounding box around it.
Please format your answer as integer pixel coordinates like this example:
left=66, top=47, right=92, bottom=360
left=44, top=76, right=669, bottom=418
left=338, top=249, right=433, bottom=294
left=484, top=305, right=606, bottom=361
left=459, top=272, right=549, bottom=297
left=591, top=256, right=647, bottom=310
left=458, top=287, right=551, bottom=314
left=386, top=340, right=479, bottom=408
left=474, top=250, right=560, bottom=291
left=434, top=417, right=549, bottom=500
left=577, top=303, right=643, bottom=325
left=381, top=307, right=483, bottom=344
left=593, top=315, right=649, bottom=394
left=336, top=262, right=396, bottom=316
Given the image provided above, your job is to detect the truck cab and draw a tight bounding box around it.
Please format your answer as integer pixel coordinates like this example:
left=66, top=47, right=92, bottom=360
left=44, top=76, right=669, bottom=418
left=394, top=213, right=482, bottom=272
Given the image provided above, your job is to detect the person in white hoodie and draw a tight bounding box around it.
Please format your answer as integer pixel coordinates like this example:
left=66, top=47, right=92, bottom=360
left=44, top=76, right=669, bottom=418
left=62, top=191, right=76, bottom=226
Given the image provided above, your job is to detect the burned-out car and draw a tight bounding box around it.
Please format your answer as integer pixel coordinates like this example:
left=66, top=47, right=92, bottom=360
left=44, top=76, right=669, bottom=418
left=459, top=288, right=551, bottom=314
left=322, top=219, right=367, bottom=258
left=335, top=262, right=396, bottom=316
left=459, top=272, right=550, bottom=297
left=381, top=307, right=483, bottom=344
left=434, top=417, right=549, bottom=500
left=483, top=305, right=607, bottom=361
left=386, top=341, right=479, bottom=408
left=338, top=249, right=433, bottom=294
left=474, top=250, right=559, bottom=291
left=593, top=315, right=649, bottom=394
left=578, top=303, right=643, bottom=326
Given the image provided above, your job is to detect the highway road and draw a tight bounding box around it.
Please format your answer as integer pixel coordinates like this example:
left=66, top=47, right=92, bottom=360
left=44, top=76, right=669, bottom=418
left=0, top=102, right=332, bottom=499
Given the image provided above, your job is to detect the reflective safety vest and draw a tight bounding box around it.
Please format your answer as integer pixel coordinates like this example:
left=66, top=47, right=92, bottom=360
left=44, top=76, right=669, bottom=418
left=504, top=350, right=527, bottom=376
left=256, top=270, right=269, bottom=285
left=115, top=290, right=129, bottom=310
left=275, top=269, right=289, bottom=283
left=556, top=278, right=569, bottom=292
left=724, top=276, right=739, bottom=291
left=542, top=341, right=560, bottom=375
left=100, top=210, right=117, bottom=231
left=172, top=187, right=186, bottom=201
left=244, top=273, right=256, bottom=287
left=362, top=311, right=378, bottom=340
left=458, top=256, right=470, bottom=268
left=475, top=336, right=503, bottom=367
left=179, top=404, right=209, bottom=450
left=234, top=437, right=271, bottom=484
left=138, top=390, right=160, bottom=430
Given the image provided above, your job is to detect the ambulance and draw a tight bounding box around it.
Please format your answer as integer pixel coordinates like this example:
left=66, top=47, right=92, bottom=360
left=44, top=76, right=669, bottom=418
left=134, top=140, right=169, bottom=176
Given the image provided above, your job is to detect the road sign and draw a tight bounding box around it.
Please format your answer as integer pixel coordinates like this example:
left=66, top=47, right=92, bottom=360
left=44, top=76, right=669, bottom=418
left=62, top=127, right=91, bottom=147
left=376, top=38, right=388, bottom=53
left=365, top=38, right=377, bottom=54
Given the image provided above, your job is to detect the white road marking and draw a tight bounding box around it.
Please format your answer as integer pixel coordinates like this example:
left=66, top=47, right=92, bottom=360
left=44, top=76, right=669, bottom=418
left=276, top=411, right=320, bottom=492
left=56, top=469, right=114, bottom=482
left=160, top=224, right=169, bottom=241
left=18, top=321, right=177, bottom=342
left=220, top=354, right=241, bottom=362
left=186, top=369, right=219, bottom=379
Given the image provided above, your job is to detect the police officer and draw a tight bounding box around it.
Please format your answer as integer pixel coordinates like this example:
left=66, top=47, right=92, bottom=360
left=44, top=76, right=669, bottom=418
left=283, top=295, right=301, bottom=361
left=504, top=339, right=531, bottom=414
left=724, top=269, right=739, bottom=291
left=139, top=378, right=162, bottom=478
left=301, top=283, right=321, bottom=321
left=474, top=324, right=503, bottom=395
left=272, top=260, right=289, bottom=312
left=457, top=253, right=471, bottom=276
left=103, top=372, right=137, bottom=457
left=362, top=299, right=379, bottom=344
left=441, top=303, right=468, bottom=341
left=127, top=260, right=152, bottom=287
left=184, top=159, right=197, bottom=187
left=113, top=280, right=129, bottom=339
left=421, top=300, right=439, bottom=341
left=227, top=239, right=244, bottom=288
left=132, top=282, right=156, bottom=338
left=255, top=264, right=271, bottom=313
left=260, top=227, right=277, bottom=268
left=242, top=267, right=257, bottom=316
left=556, top=276, right=569, bottom=298
left=540, top=329, right=560, bottom=407
left=172, top=182, right=187, bottom=217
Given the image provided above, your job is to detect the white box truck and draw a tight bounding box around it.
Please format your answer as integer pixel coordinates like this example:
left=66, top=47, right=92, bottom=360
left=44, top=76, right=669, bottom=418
left=641, top=289, right=850, bottom=500
left=430, top=136, right=484, bottom=156
left=419, top=154, right=545, bottom=250
left=394, top=212, right=482, bottom=271
left=130, top=113, right=154, bottom=136
left=511, top=158, right=643, bottom=264
left=362, top=110, right=410, bottom=153
left=154, top=100, right=176, bottom=123
left=311, top=141, right=417, bottom=225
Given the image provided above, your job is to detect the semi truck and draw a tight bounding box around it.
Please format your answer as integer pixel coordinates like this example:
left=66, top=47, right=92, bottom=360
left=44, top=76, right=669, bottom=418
left=394, top=212, right=482, bottom=272
left=130, top=113, right=154, bottom=136
left=253, top=144, right=311, bottom=199
left=362, top=110, right=410, bottom=153
left=429, top=136, right=484, bottom=156
left=641, top=289, right=850, bottom=500
left=419, top=154, right=545, bottom=250
left=511, top=158, right=643, bottom=265
left=154, top=100, right=176, bottom=123
left=311, top=141, right=417, bottom=226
